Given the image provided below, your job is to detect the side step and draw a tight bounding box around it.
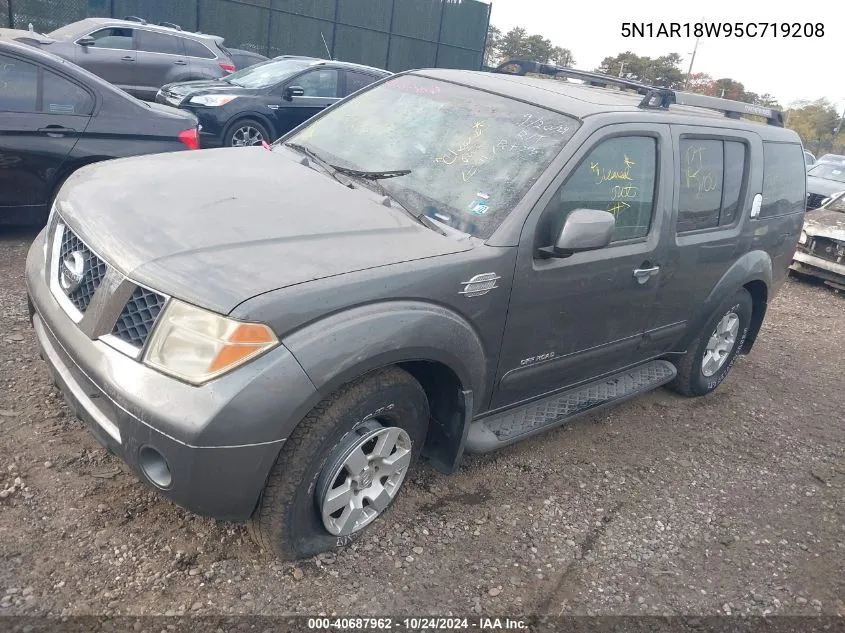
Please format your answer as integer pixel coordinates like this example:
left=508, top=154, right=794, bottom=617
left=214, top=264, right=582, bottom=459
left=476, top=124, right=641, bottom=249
left=465, top=360, right=676, bottom=453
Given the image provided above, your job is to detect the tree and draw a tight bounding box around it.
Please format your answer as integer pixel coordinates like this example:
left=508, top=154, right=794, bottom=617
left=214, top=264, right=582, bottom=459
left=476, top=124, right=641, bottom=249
left=550, top=46, right=575, bottom=67
left=785, top=98, right=842, bottom=154
left=684, top=72, right=714, bottom=94
left=711, top=78, right=745, bottom=100
left=498, top=27, right=529, bottom=60
left=489, top=25, right=575, bottom=67
left=595, top=52, right=684, bottom=88
left=484, top=25, right=501, bottom=66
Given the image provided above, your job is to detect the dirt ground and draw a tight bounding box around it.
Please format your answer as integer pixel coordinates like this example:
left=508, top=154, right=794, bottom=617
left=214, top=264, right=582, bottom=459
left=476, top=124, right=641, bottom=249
left=1, top=225, right=843, bottom=617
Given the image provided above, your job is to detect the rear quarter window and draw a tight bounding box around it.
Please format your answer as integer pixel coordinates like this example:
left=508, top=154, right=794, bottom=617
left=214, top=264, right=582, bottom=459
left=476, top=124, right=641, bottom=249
left=761, top=142, right=806, bottom=218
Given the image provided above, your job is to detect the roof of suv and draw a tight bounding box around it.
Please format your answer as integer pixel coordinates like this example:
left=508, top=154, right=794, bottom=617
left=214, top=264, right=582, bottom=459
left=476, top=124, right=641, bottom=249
left=48, top=17, right=224, bottom=43
left=414, top=68, right=798, bottom=142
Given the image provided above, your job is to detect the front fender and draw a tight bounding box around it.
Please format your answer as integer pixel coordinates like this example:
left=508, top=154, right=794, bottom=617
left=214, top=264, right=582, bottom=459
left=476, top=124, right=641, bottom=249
left=282, top=301, right=487, bottom=411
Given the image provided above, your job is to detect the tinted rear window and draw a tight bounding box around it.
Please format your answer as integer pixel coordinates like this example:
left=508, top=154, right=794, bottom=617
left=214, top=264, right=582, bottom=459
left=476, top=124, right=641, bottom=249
left=184, top=38, right=215, bottom=59
left=761, top=142, right=806, bottom=218
left=137, top=30, right=184, bottom=55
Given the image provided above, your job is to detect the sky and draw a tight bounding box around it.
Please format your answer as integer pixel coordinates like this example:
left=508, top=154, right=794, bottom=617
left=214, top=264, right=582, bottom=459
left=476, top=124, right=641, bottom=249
left=484, top=0, right=843, bottom=114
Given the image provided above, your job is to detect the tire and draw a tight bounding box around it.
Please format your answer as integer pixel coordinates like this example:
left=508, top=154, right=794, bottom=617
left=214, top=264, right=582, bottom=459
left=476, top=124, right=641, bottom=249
left=224, top=118, right=272, bottom=147
left=249, top=367, right=430, bottom=560
left=667, top=287, right=753, bottom=397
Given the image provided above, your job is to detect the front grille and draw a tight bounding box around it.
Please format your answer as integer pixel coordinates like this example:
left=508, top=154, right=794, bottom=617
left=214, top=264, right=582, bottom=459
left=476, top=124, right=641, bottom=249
left=810, top=236, right=845, bottom=263
left=806, top=193, right=826, bottom=210
left=58, top=226, right=108, bottom=313
left=112, top=286, right=167, bottom=348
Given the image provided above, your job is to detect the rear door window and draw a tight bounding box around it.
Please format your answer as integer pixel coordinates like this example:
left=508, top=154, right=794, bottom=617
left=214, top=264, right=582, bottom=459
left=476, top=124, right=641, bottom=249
left=0, top=53, right=38, bottom=112
left=183, top=38, right=215, bottom=59
left=42, top=70, right=94, bottom=115
left=343, top=71, right=379, bottom=97
left=677, top=138, right=748, bottom=232
left=761, top=142, right=806, bottom=217
left=136, top=30, right=185, bottom=56
left=86, top=27, right=134, bottom=50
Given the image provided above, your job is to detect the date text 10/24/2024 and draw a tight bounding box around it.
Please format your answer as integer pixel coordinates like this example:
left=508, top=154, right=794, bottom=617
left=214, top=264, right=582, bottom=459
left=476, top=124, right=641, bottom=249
left=621, top=22, right=823, bottom=38
left=307, top=617, right=528, bottom=630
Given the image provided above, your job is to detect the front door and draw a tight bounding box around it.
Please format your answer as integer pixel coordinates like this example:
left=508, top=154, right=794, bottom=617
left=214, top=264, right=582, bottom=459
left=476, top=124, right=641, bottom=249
left=273, top=68, right=340, bottom=135
left=0, top=53, right=93, bottom=217
left=491, top=124, right=672, bottom=410
left=75, top=27, right=136, bottom=92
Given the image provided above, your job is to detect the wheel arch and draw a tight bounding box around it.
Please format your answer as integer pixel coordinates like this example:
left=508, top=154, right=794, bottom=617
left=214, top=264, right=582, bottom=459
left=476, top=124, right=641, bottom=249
left=281, top=301, right=487, bottom=473
left=223, top=112, right=278, bottom=144
left=678, top=250, right=773, bottom=354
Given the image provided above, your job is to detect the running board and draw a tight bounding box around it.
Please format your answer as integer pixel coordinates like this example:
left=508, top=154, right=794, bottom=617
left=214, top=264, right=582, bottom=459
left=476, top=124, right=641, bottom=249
left=465, top=360, right=676, bottom=453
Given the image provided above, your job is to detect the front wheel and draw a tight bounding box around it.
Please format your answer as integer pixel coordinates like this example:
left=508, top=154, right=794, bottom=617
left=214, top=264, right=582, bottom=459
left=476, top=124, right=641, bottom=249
left=668, top=287, right=753, bottom=397
left=249, top=367, right=430, bottom=560
left=224, top=118, right=271, bottom=147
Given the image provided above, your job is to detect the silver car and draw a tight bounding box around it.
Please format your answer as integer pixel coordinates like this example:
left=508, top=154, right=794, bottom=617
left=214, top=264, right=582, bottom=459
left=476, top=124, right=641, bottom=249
left=31, top=17, right=235, bottom=100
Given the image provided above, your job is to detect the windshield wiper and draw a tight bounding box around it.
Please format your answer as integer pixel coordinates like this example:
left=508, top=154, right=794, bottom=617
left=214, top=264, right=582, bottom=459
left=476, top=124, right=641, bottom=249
left=330, top=166, right=412, bottom=181
left=284, top=142, right=353, bottom=188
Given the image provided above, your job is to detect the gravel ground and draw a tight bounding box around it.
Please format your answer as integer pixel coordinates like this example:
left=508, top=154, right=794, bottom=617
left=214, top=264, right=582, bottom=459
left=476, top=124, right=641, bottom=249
left=0, top=226, right=843, bottom=617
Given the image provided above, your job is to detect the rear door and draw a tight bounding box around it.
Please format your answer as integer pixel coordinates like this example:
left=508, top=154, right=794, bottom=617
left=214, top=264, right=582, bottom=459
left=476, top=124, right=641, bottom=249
left=0, top=52, right=93, bottom=216
left=74, top=27, right=136, bottom=91
left=644, top=126, right=760, bottom=356
left=134, top=29, right=189, bottom=99
left=272, top=67, right=340, bottom=134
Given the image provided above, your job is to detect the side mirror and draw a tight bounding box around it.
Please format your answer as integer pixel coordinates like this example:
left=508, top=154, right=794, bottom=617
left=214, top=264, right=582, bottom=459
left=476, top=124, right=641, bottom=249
left=283, top=86, right=305, bottom=101
left=78, top=36, right=95, bottom=46
left=538, top=208, right=616, bottom=258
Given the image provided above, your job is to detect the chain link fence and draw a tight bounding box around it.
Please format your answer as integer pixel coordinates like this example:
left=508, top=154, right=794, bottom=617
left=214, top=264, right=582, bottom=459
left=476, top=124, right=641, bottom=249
left=2, top=0, right=491, bottom=72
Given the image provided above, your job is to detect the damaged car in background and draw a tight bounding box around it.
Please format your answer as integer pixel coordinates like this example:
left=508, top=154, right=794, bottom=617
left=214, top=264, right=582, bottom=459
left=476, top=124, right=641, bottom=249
left=791, top=191, right=845, bottom=291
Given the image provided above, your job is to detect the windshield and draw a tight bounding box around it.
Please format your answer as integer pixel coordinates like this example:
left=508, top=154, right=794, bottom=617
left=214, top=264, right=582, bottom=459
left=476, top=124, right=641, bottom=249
left=225, top=58, right=313, bottom=89
left=809, top=163, right=845, bottom=183
left=281, top=74, right=579, bottom=239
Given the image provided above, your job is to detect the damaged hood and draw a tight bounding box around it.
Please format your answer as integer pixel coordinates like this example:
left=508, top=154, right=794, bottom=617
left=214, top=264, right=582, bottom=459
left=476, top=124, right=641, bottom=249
left=804, top=208, right=845, bottom=242
left=58, top=147, right=472, bottom=314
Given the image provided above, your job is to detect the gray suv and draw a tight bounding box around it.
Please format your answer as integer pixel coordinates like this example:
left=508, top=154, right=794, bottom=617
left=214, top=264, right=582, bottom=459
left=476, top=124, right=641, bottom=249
left=25, top=59, right=806, bottom=560
left=32, top=18, right=234, bottom=100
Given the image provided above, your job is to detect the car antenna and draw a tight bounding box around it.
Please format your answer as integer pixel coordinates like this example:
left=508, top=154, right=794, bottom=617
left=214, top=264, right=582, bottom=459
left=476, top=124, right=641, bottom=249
left=320, top=31, right=332, bottom=60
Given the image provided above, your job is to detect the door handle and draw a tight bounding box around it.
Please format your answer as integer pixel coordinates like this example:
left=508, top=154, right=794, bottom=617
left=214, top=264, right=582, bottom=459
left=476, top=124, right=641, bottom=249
left=174, top=59, right=187, bottom=65
left=37, top=126, right=76, bottom=137
left=633, top=265, right=660, bottom=284
left=121, top=56, right=134, bottom=62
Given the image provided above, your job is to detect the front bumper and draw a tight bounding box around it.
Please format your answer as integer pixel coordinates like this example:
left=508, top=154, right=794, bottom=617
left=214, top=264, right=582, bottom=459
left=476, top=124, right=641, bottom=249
left=791, top=250, right=845, bottom=288
left=25, top=228, right=319, bottom=520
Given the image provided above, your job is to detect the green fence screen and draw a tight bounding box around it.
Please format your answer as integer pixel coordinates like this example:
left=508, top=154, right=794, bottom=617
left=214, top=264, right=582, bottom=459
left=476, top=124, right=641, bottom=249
left=3, top=0, right=491, bottom=71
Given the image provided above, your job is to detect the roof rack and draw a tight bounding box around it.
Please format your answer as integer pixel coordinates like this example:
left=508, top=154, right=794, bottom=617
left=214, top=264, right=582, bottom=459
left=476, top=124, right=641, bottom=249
left=123, top=16, right=147, bottom=24
left=493, top=59, right=784, bottom=127
left=158, top=21, right=182, bottom=30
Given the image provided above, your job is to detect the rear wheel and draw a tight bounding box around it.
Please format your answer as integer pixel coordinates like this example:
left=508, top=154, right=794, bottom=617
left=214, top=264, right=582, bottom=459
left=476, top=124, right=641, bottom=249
left=668, top=287, right=753, bottom=397
left=249, top=367, right=429, bottom=560
left=224, top=118, right=271, bottom=147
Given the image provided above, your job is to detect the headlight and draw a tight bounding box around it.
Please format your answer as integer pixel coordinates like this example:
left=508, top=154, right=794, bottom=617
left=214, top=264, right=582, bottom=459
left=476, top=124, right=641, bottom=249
left=188, top=94, right=238, bottom=107
left=798, top=230, right=808, bottom=245
left=143, top=300, right=278, bottom=385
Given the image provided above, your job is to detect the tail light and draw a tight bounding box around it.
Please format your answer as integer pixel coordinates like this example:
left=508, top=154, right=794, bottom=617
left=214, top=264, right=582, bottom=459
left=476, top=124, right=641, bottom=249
left=218, top=62, right=236, bottom=73
left=178, top=128, right=200, bottom=150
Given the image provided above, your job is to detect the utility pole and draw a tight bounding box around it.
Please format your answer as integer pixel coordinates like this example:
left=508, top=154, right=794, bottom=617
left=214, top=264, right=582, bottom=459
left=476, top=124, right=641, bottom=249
left=618, top=61, right=625, bottom=78
left=684, top=36, right=700, bottom=89
left=684, top=17, right=704, bottom=89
